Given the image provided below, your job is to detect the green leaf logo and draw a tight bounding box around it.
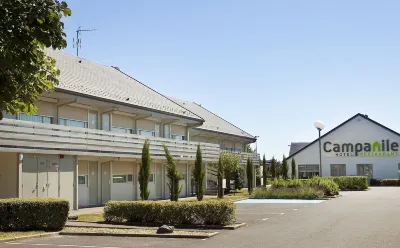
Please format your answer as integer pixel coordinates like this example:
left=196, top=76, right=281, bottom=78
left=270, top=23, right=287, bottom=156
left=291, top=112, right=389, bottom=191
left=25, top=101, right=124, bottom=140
left=372, top=141, right=381, bottom=152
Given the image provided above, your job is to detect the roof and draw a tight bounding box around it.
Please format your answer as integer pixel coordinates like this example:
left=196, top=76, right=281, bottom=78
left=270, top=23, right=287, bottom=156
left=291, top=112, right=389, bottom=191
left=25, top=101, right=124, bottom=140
left=46, top=49, right=203, bottom=121
left=289, top=142, right=310, bottom=156
left=287, top=113, right=400, bottom=159
left=171, top=98, right=256, bottom=140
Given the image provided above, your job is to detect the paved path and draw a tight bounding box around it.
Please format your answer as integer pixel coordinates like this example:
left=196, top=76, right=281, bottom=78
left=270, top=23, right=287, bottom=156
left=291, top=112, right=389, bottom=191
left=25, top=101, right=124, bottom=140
left=3, top=187, right=400, bottom=248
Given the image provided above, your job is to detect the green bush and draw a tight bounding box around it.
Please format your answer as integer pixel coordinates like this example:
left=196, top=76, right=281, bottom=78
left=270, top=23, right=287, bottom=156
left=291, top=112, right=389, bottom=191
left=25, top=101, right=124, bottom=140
left=0, top=198, right=69, bottom=231
left=370, top=179, right=400, bottom=186
left=272, top=178, right=303, bottom=189
left=329, top=176, right=368, bottom=190
left=305, top=177, right=339, bottom=196
left=251, top=187, right=324, bottom=199
left=104, top=200, right=235, bottom=226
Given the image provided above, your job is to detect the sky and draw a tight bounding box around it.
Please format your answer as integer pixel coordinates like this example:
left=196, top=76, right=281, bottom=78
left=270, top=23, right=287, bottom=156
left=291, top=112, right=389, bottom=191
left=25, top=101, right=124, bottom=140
left=61, top=0, right=400, bottom=159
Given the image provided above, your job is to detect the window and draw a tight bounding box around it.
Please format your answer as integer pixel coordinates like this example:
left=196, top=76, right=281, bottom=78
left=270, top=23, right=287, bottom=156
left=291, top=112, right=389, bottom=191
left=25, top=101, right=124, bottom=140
left=113, top=175, right=127, bottom=183
left=112, top=126, right=133, bottom=134
left=164, top=124, right=170, bottom=138
left=19, top=113, right=52, bottom=124
left=357, top=164, right=373, bottom=177
left=171, top=134, right=186, bottom=141
left=155, top=123, right=160, bottom=137
left=78, top=175, right=87, bottom=185
left=2, top=111, right=16, bottom=119
left=298, top=164, right=319, bottom=179
left=59, top=118, right=88, bottom=128
left=149, top=174, right=154, bottom=182
left=330, top=164, right=346, bottom=176
left=88, top=111, right=98, bottom=129
left=102, top=113, right=110, bottom=131
left=127, top=174, right=133, bottom=182
left=137, top=129, right=155, bottom=137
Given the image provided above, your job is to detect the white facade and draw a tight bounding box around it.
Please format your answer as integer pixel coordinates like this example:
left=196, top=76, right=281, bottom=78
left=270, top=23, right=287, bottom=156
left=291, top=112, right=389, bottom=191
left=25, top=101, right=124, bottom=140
left=288, top=114, right=400, bottom=179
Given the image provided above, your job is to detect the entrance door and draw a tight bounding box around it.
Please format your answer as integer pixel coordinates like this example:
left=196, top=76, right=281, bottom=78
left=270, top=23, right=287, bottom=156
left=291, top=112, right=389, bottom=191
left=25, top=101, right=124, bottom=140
left=22, top=156, right=38, bottom=198
left=101, top=162, right=111, bottom=204
left=59, top=158, right=74, bottom=209
left=89, top=161, right=98, bottom=205
left=155, top=163, right=162, bottom=198
left=37, top=158, right=48, bottom=198
left=357, top=164, right=373, bottom=178
left=47, top=159, right=59, bottom=197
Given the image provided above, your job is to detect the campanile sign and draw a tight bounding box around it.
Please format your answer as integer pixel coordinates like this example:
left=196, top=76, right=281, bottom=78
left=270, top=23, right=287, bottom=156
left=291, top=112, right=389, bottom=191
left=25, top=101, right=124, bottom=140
left=323, top=139, right=400, bottom=157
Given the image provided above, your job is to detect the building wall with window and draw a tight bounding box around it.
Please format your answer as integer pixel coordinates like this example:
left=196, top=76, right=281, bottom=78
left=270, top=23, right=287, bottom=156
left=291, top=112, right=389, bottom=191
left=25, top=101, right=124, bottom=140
left=287, top=114, right=400, bottom=179
left=111, top=161, right=135, bottom=201
left=112, top=114, right=134, bottom=132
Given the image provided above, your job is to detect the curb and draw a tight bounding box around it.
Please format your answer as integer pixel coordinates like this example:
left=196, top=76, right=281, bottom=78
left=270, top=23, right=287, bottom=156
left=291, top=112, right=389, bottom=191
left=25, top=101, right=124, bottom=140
left=66, top=222, right=246, bottom=231
left=73, top=221, right=246, bottom=230
left=0, top=232, right=59, bottom=243
left=59, top=231, right=219, bottom=239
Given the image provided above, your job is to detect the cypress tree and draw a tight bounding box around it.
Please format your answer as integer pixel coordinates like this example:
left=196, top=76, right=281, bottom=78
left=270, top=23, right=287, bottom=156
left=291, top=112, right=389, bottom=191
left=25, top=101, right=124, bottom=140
left=139, top=139, right=151, bottom=200
left=281, top=155, right=289, bottom=180
left=163, top=144, right=183, bottom=201
left=246, top=157, right=254, bottom=194
left=291, top=158, right=297, bottom=179
left=262, top=154, right=267, bottom=186
left=271, top=157, right=276, bottom=179
left=193, top=144, right=205, bottom=201
left=217, top=155, right=224, bottom=198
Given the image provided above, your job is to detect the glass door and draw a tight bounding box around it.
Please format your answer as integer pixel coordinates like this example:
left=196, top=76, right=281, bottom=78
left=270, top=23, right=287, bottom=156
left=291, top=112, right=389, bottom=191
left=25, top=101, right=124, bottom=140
left=88, top=111, right=98, bottom=129
left=357, top=164, right=373, bottom=178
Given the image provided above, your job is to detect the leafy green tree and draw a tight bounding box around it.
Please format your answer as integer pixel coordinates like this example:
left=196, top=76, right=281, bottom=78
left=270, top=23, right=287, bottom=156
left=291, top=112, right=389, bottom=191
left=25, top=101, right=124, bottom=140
left=234, top=166, right=245, bottom=190
left=0, top=0, right=72, bottom=119
left=220, top=152, right=240, bottom=193
left=262, top=154, right=267, bottom=186
left=255, top=164, right=262, bottom=186
left=163, top=145, right=183, bottom=201
left=291, top=158, right=297, bottom=179
left=245, top=144, right=253, bottom=153
left=281, top=156, right=289, bottom=180
left=193, top=144, right=205, bottom=201
left=246, top=157, right=254, bottom=194
left=217, top=155, right=224, bottom=198
left=138, top=139, right=151, bottom=200
left=271, top=157, right=277, bottom=179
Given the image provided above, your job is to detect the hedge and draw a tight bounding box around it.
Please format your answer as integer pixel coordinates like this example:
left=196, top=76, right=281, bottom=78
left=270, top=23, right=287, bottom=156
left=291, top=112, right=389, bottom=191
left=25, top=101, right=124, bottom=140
left=0, top=198, right=69, bottom=231
left=271, top=178, right=339, bottom=196
left=327, top=176, right=368, bottom=191
left=104, top=200, right=235, bottom=226
left=251, top=187, right=324, bottom=199
left=370, top=179, right=400, bottom=186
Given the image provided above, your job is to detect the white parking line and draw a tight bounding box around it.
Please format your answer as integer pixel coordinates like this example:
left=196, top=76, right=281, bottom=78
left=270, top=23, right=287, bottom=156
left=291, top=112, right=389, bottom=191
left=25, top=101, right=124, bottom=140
left=262, top=218, right=269, bottom=220
left=293, top=209, right=298, bottom=211
left=4, top=243, right=121, bottom=248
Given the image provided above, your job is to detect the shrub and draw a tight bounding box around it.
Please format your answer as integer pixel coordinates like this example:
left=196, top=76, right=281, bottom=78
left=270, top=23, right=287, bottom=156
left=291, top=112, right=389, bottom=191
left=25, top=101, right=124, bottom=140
left=370, top=179, right=400, bottom=186
left=0, top=198, right=69, bottom=231
left=104, top=200, right=235, bottom=226
left=251, top=187, right=324, bottom=200
left=329, top=176, right=368, bottom=190
left=139, top=139, right=151, bottom=200
left=306, top=177, right=339, bottom=196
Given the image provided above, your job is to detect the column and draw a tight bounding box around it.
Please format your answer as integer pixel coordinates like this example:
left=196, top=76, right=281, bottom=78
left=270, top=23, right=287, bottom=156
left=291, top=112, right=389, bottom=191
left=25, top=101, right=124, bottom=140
left=17, top=153, right=23, bottom=198
left=73, top=155, right=79, bottom=210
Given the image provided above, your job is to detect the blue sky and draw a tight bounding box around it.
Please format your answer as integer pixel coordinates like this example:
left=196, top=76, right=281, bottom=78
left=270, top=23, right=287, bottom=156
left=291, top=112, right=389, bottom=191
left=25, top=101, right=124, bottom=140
left=61, top=0, right=400, bottom=159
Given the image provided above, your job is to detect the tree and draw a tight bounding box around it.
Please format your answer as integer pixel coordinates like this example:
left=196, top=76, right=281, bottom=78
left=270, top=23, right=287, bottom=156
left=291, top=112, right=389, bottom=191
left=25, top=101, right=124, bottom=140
left=217, top=155, right=224, bottom=198
left=220, top=152, right=240, bottom=193
left=281, top=156, right=289, bottom=180
left=163, top=144, right=183, bottom=201
left=271, top=157, right=277, bottom=179
left=255, top=164, right=262, bottom=186
left=291, top=158, right=297, bottom=179
left=193, top=144, right=205, bottom=201
left=0, top=0, right=72, bottom=119
left=262, top=154, right=267, bottom=186
left=234, top=166, right=245, bottom=190
left=245, top=144, right=253, bottom=153
left=246, top=157, right=254, bottom=194
left=138, top=139, right=151, bottom=200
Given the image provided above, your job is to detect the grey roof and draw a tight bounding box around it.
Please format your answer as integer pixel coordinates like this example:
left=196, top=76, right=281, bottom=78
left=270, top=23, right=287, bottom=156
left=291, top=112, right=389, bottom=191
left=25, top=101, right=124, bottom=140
left=171, top=98, right=256, bottom=140
left=46, top=49, right=203, bottom=121
left=289, top=142, right=310, bottom=156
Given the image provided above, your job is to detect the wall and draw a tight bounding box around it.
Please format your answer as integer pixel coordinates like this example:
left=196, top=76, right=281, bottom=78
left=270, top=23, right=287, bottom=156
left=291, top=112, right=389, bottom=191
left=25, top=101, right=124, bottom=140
left=235, top=141, right=244, bottom=151
left=0, top=152, right=17, bottom=198
left=171, top=124, right=186, bottom=136
left=78, top=160, right=89, bottom=207
left=137, top=119, right=155, bottom=131
left=58, top=105, right=88, bottom=122
left=224, top=140, right=234, bottom=150
left=111, top=161, right=134, bottom=201
left=36, top=100, right=57, bottom=119
left=290, top=116, right=400, bottom=179
left=112, top=114, right=134, bottom=129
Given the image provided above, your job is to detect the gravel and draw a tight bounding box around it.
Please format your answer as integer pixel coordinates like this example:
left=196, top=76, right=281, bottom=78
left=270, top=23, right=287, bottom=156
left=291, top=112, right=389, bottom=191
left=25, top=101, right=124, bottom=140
left=63, top=227, right=209, bottom=236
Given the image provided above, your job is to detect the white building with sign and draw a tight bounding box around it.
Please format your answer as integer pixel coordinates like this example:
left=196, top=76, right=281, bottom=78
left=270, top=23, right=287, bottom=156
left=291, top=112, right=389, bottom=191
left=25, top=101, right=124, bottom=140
left=287, top=114, right=400, bottom=179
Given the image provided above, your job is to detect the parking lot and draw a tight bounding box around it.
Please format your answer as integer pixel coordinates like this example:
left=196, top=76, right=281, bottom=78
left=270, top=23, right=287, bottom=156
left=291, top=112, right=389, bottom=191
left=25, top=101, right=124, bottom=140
left=2, top=187, right=400, bottom=248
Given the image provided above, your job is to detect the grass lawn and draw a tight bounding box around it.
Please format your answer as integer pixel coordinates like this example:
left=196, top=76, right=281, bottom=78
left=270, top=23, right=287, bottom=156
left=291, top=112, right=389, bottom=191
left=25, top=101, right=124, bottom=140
left=0, top=231, right=45, bottom=240
left=77, top=213, right=104, bottom=222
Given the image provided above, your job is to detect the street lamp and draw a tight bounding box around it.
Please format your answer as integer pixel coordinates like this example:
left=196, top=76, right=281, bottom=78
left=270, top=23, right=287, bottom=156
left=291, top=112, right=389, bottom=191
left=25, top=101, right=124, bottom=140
left=314, top=120, right=325, bottom=177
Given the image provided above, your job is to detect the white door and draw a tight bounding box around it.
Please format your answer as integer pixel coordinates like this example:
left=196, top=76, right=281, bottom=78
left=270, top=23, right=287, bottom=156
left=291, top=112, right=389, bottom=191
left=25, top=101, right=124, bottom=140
left=37, top=158, right=48, bottom=198
left=47, top=159, right=59, bottom=197
left=89, top=161, right=98, bottom=205
left=59, top=158, right=74, bottom=208
left=101, top=162, right=111, bottom=204
left=22, top=156, right=38, bottom=198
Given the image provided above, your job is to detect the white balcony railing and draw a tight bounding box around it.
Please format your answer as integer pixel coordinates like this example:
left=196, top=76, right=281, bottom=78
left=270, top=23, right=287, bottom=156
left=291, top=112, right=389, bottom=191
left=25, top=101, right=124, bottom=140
left=0, top=119, right=220, bottom=161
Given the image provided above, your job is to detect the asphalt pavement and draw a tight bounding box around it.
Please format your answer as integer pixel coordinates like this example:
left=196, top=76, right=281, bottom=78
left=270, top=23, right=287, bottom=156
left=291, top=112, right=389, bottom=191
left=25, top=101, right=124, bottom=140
left=2, top=187, right=400, bottom=248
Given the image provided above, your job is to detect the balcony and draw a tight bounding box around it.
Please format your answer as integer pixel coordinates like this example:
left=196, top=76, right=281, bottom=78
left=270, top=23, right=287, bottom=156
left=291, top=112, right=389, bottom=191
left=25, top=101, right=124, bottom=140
left=0, top=119, right=220, bottom=161
left=221, top=148, right=260, bottom=164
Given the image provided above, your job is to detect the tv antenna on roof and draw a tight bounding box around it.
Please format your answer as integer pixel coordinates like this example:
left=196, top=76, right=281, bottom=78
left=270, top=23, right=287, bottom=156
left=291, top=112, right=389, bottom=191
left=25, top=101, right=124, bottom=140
left=73, top=26, right=96, bottom=57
